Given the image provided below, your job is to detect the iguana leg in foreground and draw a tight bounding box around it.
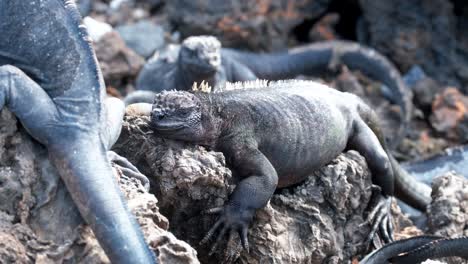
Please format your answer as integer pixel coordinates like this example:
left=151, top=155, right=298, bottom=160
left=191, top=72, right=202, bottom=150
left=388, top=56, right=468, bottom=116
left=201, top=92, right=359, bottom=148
left=0, top=1, right=155, bottom=263
left=148, top=80, right=430, bottom=258
left=130, top=35, right=410, bottom=147
left=104, top=97, right=150, bottom=191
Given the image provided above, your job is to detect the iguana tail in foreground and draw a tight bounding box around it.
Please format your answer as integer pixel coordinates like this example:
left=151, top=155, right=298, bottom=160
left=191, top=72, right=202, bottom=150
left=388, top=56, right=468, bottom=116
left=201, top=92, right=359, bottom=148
left=0, top=1, right=155, bottom=263
left=361, top=235, right=468, bottom=263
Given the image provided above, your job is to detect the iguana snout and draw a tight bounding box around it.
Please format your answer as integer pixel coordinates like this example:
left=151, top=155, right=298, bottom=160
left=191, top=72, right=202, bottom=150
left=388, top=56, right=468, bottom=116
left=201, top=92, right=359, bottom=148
left=150, top=91, right=205, bottom=140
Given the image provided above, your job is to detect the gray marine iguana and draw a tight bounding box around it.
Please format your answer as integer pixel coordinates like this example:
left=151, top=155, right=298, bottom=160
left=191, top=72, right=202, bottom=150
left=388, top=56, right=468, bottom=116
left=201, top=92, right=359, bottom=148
left=148, top=80, right=430, bottom=257
left=128, top=35, right=411, bottom=147
left=0, top=1, right=155, bottom=263
left=360, top=235, right=468, bottom=263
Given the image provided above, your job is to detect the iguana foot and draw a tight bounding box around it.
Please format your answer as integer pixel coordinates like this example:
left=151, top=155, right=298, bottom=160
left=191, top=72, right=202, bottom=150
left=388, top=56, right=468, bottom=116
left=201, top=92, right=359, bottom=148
left=366, top=195, right=394, bottom=246
left=108, top=151, right=150, bottom=191
left=200, top=205, right=253, bottom=257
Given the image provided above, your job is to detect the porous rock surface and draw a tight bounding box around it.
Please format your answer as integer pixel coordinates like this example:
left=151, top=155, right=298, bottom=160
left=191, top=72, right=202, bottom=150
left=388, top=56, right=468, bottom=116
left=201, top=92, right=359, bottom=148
left=428, top=172, right=468, bottom=237
left=93, top=31, right=145, bottom=92
left=427, top=172, right=468, bottom=264
left=0, top=109, right=199, bottom=264
left=114, top=114, right=408, bottom=263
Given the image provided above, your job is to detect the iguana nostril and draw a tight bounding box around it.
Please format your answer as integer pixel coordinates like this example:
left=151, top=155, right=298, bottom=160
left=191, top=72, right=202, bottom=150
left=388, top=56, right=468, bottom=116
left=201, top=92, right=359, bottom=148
left=157, top=113, right=165, bottom=120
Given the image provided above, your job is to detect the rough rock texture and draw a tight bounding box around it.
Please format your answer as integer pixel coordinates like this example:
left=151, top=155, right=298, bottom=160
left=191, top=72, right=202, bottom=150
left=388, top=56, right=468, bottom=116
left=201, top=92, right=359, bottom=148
left=166, top=0, right=333, bottom=51
left=114, top=114, right=409, bottom=263
left=0, top=109, right=199, bottom=264
left=428, top=172, right=468, bottom=237
left=426, top=172, right=468, bottom=264
left=93, top=31, right=145, bottom=92
left=429, top=88, right=468, bottom=143
left=359, top=0, right=468, bottom=90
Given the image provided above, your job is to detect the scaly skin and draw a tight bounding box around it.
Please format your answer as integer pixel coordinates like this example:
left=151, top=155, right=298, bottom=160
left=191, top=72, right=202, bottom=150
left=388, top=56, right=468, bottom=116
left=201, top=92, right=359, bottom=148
left=131, top=36, right=410, bottom=148
left=148, top=80, right=427, bottom=257
left=390, top=236, right=468, bottom=263
left=360, top=235, right=442, bottom=264
left=361, top=235, right=468, bottom=264
left=0, top=1, right=155, bottom=263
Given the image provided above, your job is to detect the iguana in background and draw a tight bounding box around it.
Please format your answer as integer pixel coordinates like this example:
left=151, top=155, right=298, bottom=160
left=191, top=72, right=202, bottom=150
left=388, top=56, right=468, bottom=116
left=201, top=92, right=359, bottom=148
left=0, top=1, right=155, bottom=263
left=128, top=35, right=411, bottom=147
left=148, top=80, right=430, bottom=258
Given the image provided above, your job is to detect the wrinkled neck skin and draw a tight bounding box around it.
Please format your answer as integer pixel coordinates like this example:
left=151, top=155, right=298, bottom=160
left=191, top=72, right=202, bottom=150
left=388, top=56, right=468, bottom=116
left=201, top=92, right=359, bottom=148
left=176, top=59, right=218, bottom=90
left=194, top=94, right=224, bottom=147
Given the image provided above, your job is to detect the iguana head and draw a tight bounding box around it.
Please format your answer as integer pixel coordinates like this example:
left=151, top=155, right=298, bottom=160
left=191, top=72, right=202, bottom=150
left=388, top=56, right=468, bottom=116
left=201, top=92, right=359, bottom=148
left=178, top=36, right=221, bottom=75
left=150, top=91, right=211, bottom=142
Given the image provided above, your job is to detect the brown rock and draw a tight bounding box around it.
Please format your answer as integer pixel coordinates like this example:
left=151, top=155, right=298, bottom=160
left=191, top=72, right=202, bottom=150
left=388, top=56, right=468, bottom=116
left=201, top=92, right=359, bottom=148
left=309, top=13, right=339, bottom=42
left=93, top=31, right=145, bottom=92
left=429, top=87, right=468, bottom=143
left=166, top=0, right=333, bottom=51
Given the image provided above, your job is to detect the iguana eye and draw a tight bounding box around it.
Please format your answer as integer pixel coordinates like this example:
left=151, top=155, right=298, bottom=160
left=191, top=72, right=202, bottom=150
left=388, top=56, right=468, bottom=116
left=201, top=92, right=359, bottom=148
left=179, top=109, right=191, bottom=117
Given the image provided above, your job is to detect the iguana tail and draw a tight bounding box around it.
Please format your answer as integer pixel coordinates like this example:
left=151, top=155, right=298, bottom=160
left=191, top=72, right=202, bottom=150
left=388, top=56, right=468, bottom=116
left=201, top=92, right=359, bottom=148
left=358, top=102, right=431, bottom=211
left=124, top=90, right=157, bottom=106
left=223, top=40, right=411, bottom=148
left=360, top=235, right=442, bottom=264
left=361, top=235, right=468, bottom=264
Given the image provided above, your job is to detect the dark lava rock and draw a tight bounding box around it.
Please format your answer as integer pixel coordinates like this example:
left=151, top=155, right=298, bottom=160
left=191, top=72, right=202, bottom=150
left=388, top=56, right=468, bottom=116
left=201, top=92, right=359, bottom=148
left=166, top=0, right=332, bottom=51
left=412, top=77, right=442, bottom=114
left=94, top=31, right=145, bottom=92
left=116, top=20, right=166, bottom=58
left=114, top=113, right=408, bottom=263
left=359, top=0, right=468, bottom=89
left=429, top=87, right=468, bottom=143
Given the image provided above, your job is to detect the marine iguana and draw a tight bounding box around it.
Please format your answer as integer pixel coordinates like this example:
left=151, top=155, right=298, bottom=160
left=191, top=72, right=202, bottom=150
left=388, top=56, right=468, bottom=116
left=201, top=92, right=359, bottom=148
left=361, top=235, right=468, bottom=263
left=129, top=35, right=411, bottom=147
left=0, top=1, right=155, bottom=263
left=148, top=80, right=429, bottom=256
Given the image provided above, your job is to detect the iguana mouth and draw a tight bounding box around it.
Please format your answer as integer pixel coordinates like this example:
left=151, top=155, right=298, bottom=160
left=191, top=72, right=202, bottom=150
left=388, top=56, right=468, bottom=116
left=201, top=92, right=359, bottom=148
left=151, top=122, right=186, bottom=131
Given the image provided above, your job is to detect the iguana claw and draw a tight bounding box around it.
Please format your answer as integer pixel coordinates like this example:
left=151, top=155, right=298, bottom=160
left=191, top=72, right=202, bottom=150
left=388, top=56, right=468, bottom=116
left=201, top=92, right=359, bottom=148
left=108, top=151, right=150, bottom=191
left=201, top=204, right=254, bottom=258
left=366, top=196, right=394, bottom=247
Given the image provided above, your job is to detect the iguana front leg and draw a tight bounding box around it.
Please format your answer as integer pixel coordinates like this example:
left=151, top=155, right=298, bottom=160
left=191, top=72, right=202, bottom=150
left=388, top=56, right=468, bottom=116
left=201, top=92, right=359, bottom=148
left=104, top=97, right=150, bottom=190
left=201, top=141, right=278, bottom=255
left=0, top=65, right=155, bottom=263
